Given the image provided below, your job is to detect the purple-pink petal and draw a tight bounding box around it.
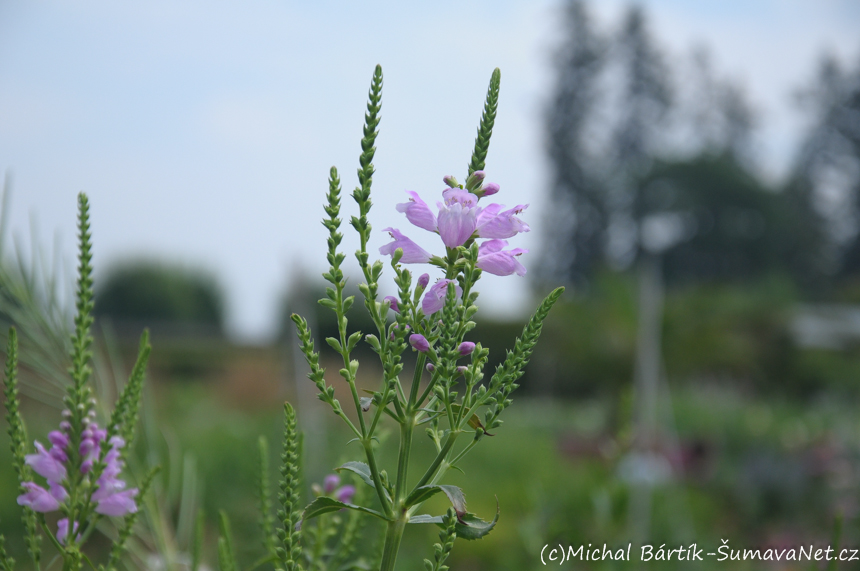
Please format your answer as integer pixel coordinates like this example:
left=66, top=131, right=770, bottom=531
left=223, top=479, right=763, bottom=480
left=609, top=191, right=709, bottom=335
left=437, top=202, right=478, bottom=248
left=476, top=240, right=528, bottom=277
left=48, top=431, right=69, bottom=449
left=421, top=279, right=463, bottom=315
left=476, top=204, right=530, bottom=239
left=379, top=228, right=432, bottom=264
left=95, top=489, right=138, bottom=517
left=323, top=474, right=340, bottom=494
left=49, top=481, right=69, bottom=503
left=335, top=485, right=356, bottom=503
left=417, top=273, right=430, bottom=289
left=442, top=188, right=480, bottom=208
left=396, top=191, right=437, bottom=232
left=25, top=442, right=67, bottom=483
left=17, top=482, right=60, bottom=512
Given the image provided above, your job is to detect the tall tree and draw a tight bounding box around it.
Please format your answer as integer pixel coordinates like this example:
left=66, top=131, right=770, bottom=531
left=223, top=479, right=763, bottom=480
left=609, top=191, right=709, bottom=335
left=789, top=53, right=860, bottom=280
left=609, top=5, right=673, bottom=265
left=541, top=0, right=608, bottom=286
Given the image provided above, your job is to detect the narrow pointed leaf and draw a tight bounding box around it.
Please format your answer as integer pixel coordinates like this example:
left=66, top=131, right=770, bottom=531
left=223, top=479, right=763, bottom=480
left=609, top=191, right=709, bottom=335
left=301, top=496, right=388, bottom=522
left=335, top=461, right=391, bottom=502
left=404, top=485, right=466, bottom=517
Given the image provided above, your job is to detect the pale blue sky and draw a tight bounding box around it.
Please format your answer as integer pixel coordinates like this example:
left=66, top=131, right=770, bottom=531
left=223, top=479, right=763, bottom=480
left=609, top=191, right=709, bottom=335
left=1, top=0, right=857, bottom=341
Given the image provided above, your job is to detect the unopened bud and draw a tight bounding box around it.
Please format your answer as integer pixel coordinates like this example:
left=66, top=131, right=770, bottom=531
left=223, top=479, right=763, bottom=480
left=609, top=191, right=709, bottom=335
left=409, top=334, right=430, bottom=353
left=481, top=182, right=500, bottom=196
left=458, top=341, right=476, bottom=356
left=443, top=175, right=459, bottom=188
left=384, top=295, right=400, bottom=313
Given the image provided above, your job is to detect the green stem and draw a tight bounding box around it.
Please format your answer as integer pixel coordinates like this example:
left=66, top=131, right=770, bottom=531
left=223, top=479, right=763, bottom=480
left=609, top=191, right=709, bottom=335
left=394, top=416, right=415, bottom=503
left=378, top=515, right=407, bottom=571
left=363, top=442, right=393, bottom=519
left=408, top=354, right=426, bottom=407
left=411, top=432, right=459, bottom=492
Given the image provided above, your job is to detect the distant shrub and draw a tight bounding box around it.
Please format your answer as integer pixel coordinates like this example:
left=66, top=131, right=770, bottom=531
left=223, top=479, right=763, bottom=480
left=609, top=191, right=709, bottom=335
left=95, top=261, right=224, bottom=336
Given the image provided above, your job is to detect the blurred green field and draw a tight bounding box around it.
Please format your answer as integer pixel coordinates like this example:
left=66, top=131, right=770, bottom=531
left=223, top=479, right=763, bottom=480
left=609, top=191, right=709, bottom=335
left=4, top=347, right=859, bottom=570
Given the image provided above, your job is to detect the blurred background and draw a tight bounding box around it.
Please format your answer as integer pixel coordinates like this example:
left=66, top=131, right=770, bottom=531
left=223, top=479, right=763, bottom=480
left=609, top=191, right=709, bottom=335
left=2, top=0, right=860, bottom=569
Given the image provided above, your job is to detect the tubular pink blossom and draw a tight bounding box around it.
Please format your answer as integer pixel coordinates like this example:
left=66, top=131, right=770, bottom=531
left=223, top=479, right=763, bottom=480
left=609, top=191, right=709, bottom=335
left=476, top=240, right=528, bottom=277
left=421, top=279, right=463, bottom=315
left=409, top=334, right=430, bottom=353
left=476, top=204, right=530, bottom=239
left=17, top=482, right=60, bottom=512
left=379, top=228, right=432, bottom=264
left=25, top=442, right=67, bottom=483
left=95, top=489, right=138, bottom=517
left=437, top=202, right=478, bottom=248
left=396, top=191, right=437, bottom=232
left=417, top=273, right=430, bottom=289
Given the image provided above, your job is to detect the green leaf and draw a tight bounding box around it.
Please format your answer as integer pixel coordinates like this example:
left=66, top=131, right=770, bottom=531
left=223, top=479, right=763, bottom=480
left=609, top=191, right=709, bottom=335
left=404, top=485, right=466, bottom=517
left=408, top=503, right=499, bottom=541
left=301, top=496, right=388, bottom=522
left=336, top=461, right=391, bottom=502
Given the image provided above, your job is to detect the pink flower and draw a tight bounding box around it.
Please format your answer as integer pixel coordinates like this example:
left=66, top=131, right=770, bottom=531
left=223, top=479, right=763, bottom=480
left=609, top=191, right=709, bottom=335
left=335, top=485, right=356, bottom=503
left=476, top=204, right=530, bottom=239
left=476, top=240, right=528, bottom=277
left=25, top=442, right=67, bottom=483
left=94, top=489, right=138, bottom=517
left=379, top=228, right=431, bottom=264
left=17, top=482, right=60, bottom=512
left=324, top=474, right=340, bottom=494
left=396, top=191, right=437, bottom=232
left=421, top=279, right=463, bottom=315
left=436, top=189, right=481, bottom=249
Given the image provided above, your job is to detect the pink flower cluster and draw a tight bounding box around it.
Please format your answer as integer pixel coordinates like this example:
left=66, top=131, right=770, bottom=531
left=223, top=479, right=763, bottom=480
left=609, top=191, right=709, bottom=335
left=17, top=410, right=138, bottom=544
left=379, top=172, right=529, bottom=279
left=322, top=474, right=356, bottom=503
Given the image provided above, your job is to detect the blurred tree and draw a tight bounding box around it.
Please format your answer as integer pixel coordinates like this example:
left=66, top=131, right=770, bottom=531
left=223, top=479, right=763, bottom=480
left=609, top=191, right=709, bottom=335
left=790, top=53, right=860, bottom=278
left=541, top=0, right=608, bottom=285
left=637, top=153, right=827, bottom=285
left=95, top=261, right=224, bottom=336
left=610, top=5, right=673, bottom=265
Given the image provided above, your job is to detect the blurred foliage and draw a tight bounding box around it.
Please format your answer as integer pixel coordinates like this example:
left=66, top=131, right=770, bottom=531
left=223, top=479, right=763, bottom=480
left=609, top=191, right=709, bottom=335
left=95, top=262, right=224, bottom=337
left=640, top=154, right=828, bottom=287
left=523, top=272, right=860, bottom=399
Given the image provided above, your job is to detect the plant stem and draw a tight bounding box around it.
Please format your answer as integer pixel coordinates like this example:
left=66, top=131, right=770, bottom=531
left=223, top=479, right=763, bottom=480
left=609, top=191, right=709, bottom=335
left=378, top=514, right=407, bottom=571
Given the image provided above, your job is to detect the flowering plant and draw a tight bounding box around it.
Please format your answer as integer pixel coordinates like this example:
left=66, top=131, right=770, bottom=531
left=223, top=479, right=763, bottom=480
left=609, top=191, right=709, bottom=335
left=281, top=65, right=563, bottom=571
left=1, top=195, right=156, bottom=571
